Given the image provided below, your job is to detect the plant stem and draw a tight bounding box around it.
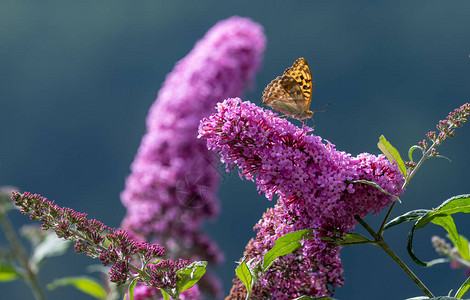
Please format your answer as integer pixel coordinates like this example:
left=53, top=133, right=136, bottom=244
left=377, top=139, right=440, bottom=235
left=355, top=216, right=434, bottom=298
left=402, top=140, right=437, bottom=189
left=378, top=201, right=396, bottom=235
left=363, top=117, right=464, bottom=297
left=376, top=239, right=434, bottom=298
left=0, top=212, right=46, bottom=300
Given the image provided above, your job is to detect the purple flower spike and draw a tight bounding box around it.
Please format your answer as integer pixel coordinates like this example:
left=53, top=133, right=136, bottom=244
left=120, top=17, right=266, bottom=297
left=199, top=98, right=404, bottom=298
left=12, top=191, right=187, bottom=291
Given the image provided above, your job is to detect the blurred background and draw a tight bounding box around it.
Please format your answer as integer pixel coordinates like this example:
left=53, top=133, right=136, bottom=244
left=1, top=1, right=470, bottom=299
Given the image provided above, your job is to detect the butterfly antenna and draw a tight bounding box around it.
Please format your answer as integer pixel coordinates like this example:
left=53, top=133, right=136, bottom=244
left=314, top=102, right=332, bottom=113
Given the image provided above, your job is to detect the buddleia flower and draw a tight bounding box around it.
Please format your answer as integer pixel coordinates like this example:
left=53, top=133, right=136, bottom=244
left=121, top=17, right=266, bottom=298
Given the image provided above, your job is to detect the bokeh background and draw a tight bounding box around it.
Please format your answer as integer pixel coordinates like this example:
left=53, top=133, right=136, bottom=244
left=1, top=1, right=470, bottom=299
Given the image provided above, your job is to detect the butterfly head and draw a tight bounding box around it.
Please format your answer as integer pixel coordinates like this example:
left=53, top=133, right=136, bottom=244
left=296, top=110, right=314, bottom=120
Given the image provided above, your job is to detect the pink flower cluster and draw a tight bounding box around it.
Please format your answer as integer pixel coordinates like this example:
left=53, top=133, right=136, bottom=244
left=199, top=98, right=404, bottom=298
left=120, top=17, right=266, bottom=298
left=12, top=191, right=189, bottom=290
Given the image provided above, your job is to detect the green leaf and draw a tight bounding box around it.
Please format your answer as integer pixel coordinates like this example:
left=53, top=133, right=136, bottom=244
left=125, top=279, right=137, bottom=300
left=455, top=276, right=470, bottom=298
left=407, top=194, right=470, bottom=266
left=0, top=264, right=20, bottom=282
left=322, top=233, right=372, bottom=247
left=47, top=276, right=106, bottom=299
left=377, top=135, right=407, bottom=178
left=148, top=258, right=164, bottom=265
left=408, top=145, right=421, bottom=163
left=160, top=289, right=170, bottom=300
left=457, top=235, right=470, bottom=262
left=339, top=233, right=372, bottom=246
left=235, top=257, right=254, bottom=297
left=262, top=229, right=313, bottom=272
left=384, top=209, right=430, bottom=230
left=102, top=236, right=111, bottom=248
left=176, top=261, right=207, bottom=295
left=406, top=297, right=461, bottom=300
left=31, top=233, right=71, bottom=268
left=348, top=179, right=401, bottom=203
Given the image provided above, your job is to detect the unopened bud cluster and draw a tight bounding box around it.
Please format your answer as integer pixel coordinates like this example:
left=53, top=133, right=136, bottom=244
left=427, top=103, right=470, bottom=147
left=12, top=191, right=189, bottom=289
left=407, top=103, right=470, bottom=174
left=431, top=236, right=452, bottom=256
left=432, top=235, right=470, bottom=276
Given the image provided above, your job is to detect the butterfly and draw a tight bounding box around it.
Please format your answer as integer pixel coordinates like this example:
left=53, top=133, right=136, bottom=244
left=262, top=57, right=314, bottom=121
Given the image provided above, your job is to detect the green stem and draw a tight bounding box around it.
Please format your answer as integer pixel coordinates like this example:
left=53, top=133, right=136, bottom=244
left=378, top=201, right=397, bottom=235
left=360, top=123, right=463, bottom=297
left=403, top=140, right=437, bottom=189
left=376, top=239, right=434, bottom=298
left=355, top=216, right=434, bottom=298
left=404, top=119, right=461, bottom=189
left=378, top=138, right=441, bottom=235
left=0, top=212, right=46, bottom=300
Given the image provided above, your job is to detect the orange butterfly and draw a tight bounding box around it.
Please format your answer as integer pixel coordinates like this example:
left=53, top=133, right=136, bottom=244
left=262, top=57, right=313, bottom=120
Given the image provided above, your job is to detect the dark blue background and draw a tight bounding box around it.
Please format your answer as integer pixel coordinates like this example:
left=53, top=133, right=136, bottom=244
left=1, top=1, right=470, bottom=299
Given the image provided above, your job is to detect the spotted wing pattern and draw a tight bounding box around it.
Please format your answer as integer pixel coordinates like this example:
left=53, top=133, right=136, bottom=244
left=262, top=76, right=304, bottom=116
left=262, top=58, right=313, bottom=120
left=283, top=57, right=313, bottom=109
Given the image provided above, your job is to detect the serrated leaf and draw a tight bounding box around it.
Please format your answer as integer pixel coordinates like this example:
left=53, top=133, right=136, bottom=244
left=31, top=233, right=71, bottom=267
left=176, top=261, right=207, bottom=295
left=407, top=195, right=470, bottom=266
left=455, top=276, right=470, bottom=298
left=384, top=210, right=430, bottom=230
left=348, top=179, right=401, bottom=203
left=0, top=264, right=20, bottom=282
left=235, top=258, right=254, bottom=297
left=47, top=276, right=106, bottom=299
left=377, top=135, right=407, bottom=178
left=262, top=229, right=312, bottom=272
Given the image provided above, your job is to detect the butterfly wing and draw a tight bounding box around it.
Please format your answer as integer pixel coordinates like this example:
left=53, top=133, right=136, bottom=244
left=283, top=57, right=313, bottom=110
left=262, top=76, right=304, bottom=117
